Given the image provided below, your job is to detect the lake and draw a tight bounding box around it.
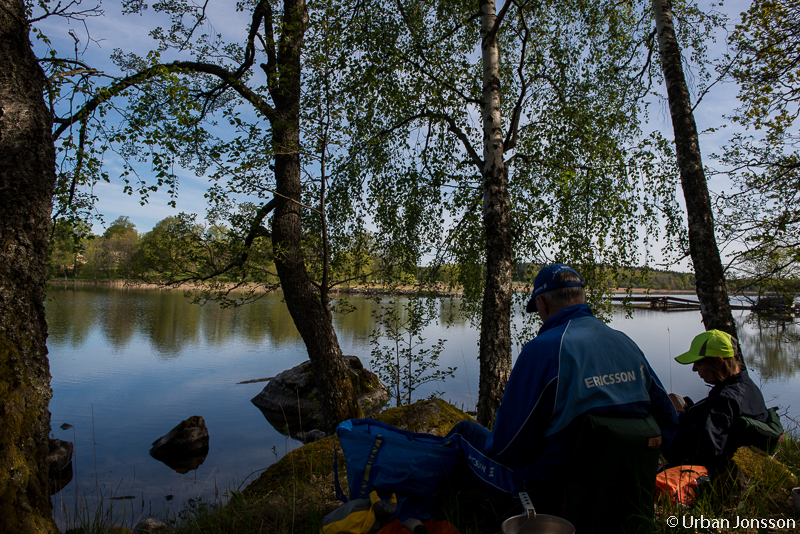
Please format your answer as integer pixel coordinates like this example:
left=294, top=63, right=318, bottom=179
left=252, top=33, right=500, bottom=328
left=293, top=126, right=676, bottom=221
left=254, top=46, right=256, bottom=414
left=45, top=284, right=800, bottom=528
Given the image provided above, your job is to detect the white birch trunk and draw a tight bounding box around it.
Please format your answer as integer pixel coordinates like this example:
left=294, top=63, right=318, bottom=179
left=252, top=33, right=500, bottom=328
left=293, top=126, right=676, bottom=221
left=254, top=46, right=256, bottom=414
left=477, top=0, right=513, bottom=426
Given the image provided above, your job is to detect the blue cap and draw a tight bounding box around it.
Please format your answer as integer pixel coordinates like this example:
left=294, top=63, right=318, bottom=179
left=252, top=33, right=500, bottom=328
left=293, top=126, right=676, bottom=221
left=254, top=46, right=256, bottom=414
left=525, top=263, right=585, bottom=313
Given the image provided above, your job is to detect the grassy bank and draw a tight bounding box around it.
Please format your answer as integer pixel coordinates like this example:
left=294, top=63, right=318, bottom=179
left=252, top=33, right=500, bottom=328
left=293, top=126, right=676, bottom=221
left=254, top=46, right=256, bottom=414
left=162, top=438, right=800, bottom=534
left=61, top=401, right=800, bottom=534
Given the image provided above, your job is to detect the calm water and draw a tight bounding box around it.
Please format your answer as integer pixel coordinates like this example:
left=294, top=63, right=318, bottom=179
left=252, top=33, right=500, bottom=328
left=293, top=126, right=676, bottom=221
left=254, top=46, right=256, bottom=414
left=45, top=285, right=800, bottom=527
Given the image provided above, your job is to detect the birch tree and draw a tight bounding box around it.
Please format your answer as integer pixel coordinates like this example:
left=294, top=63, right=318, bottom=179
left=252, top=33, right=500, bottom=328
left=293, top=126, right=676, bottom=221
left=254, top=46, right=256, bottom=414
left=339, top=0, right=681, bottom=425
left=652, top=0, right=738, bottom=336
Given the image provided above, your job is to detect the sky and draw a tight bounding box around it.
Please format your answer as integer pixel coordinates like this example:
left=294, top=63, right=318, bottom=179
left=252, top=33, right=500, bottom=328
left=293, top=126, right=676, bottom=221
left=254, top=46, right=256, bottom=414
left=32, top=0, right=756, bottom=271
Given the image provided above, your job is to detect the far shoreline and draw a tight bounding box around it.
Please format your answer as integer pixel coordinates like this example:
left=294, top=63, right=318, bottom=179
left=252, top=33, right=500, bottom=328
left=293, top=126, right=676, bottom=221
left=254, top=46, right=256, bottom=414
left=47, top=278, right=708, bottom=296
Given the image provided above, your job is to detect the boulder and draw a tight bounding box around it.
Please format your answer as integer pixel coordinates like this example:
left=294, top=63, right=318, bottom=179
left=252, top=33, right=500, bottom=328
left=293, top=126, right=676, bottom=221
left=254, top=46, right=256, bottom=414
left=295, top=429, right=327, bottom=442
left=732, top=446, right=797, bottom=494
left=133, top=518, right=167, bottom=534
left=149, top=416, right=209, bottom=473
left=47, top=438, right=73, bottom=474
left=48, top=438, right=73, bottom=495
left=251, top=355, right=389, bottom=439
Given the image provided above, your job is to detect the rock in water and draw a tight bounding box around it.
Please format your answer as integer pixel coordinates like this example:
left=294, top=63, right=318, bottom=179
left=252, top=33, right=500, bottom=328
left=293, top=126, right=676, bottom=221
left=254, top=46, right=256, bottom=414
left=134, top=517, right=167, bottom=533
left=251, top=355, right=389, bottom=439
left=149, top=416, right=209, bottom=473
left=47, top=438, right=73, bottom=474
left=48, top=438, right=74, bottom=494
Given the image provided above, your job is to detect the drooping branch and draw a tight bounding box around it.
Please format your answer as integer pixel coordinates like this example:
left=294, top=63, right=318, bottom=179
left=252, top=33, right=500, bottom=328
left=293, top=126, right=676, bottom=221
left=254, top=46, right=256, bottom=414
left=504, top=0, right=531, bottom=152
left=52, top=60, right=276, bottom=140
left=392, top=49, right=482, bottom=106
left=370, top=110, right=483, bottom=171
left=160, top=197, right=280, bottom=287
left=243, top=198, right=279, bottom=249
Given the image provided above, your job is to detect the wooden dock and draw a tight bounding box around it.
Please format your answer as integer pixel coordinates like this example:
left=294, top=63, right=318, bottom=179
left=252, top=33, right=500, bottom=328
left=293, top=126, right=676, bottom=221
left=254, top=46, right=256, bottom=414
left=610, top=296, right=752, bottom=311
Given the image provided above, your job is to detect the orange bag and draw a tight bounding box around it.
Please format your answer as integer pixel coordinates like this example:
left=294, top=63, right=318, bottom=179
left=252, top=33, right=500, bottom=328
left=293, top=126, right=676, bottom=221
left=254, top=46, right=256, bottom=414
left=655, top=465, right=708, bottom=505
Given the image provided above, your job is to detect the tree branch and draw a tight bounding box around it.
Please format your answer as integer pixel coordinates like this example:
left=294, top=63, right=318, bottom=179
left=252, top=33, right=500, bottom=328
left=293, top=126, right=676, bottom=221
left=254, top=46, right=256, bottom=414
left=482, top=0, right=513, bottom=47
left=52, top=61, right=275, bottom=140
left=369, top=111, right=483, bottom=171
left=47, top=67, right=100, bottom=83
left=504, top=0, right=530, bottom=152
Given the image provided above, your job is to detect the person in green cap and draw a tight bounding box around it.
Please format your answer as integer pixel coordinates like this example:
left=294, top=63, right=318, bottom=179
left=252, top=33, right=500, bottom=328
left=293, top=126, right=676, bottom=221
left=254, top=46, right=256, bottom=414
left=664, top=329, right=768, bottom=472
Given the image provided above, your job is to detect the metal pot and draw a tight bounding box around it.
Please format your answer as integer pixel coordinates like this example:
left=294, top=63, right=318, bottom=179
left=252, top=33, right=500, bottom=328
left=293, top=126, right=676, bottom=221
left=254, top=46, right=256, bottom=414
left=501, top=492, right=575, bottom=534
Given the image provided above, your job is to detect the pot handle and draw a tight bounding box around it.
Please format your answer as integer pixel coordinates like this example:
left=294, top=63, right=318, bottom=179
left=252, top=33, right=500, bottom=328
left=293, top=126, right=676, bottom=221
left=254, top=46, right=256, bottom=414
left=519, top=491, right=537, bottom=519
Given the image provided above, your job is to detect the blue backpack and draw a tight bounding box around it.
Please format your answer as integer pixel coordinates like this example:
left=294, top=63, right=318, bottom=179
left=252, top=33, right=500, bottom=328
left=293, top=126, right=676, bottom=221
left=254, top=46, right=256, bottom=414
left=335, top=419, right=459, bottom=521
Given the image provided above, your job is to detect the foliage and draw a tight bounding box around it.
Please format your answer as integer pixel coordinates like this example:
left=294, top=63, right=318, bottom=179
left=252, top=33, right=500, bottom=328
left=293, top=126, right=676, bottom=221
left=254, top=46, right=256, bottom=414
left=716, top=0, right=800, bottom=299
left=47, top=218, right=90, bottom=280
left=333, top=0, right=685, bottom=338
left=369, top=297, right=455, bottom=407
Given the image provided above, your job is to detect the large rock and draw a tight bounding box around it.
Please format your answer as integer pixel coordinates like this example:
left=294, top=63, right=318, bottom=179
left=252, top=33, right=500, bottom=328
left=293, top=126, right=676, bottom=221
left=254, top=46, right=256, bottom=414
left=149, top=416, right=209, bottom=474
left=48, top=438, right=73, bottom=495
left=732, top=446, right=797, bottom=494
left=47, top=438, right=72, bottom=474
left=251, top=355, right=389, bottom=439
left=133, top=518, right=167, bottom=534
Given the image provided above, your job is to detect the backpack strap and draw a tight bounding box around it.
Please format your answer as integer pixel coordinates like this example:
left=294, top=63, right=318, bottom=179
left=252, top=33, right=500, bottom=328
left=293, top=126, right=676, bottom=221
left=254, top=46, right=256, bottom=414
left=333, top=439, right=348, bottom=503
left=359, top=435, right=384, bottom=499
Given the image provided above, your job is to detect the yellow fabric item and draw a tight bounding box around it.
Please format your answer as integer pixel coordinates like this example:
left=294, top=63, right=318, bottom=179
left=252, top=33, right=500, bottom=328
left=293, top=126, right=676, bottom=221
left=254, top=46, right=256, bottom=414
left=321, top=492, right=397, bottom=534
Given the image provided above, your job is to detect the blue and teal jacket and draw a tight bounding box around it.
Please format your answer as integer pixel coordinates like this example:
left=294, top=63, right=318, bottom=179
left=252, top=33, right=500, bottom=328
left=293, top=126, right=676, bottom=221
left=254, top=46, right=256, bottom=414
left=484, top=304, right=678, bottom=480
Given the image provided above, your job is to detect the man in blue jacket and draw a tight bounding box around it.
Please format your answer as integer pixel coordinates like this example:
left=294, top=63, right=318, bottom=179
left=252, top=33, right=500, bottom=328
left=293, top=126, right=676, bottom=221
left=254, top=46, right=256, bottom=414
left=448, top=263, right=679, bottom=510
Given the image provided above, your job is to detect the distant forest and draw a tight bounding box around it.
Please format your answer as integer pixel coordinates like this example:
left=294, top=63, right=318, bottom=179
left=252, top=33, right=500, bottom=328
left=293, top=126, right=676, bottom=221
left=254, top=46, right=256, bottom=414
left=509, top=266, right=696, bottom=292
left=613, top=269, right=696, bottom=291
left=49, top=217, right=697, bottom=294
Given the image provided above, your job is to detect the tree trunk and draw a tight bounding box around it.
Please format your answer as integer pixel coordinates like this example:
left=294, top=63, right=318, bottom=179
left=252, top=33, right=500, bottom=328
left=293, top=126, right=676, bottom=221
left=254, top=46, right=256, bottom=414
left=269, top=0, right=360, bottom=433
left=0, top=0, right=58, bottom=531
left=476, top=0, right=513, bottom=427
left=653, top=0, right=737, bottom=337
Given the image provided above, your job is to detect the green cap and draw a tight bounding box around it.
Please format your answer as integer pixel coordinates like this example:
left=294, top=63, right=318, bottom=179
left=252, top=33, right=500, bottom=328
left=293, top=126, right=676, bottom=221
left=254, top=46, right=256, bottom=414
left=675, top=330, right=738, bottom=364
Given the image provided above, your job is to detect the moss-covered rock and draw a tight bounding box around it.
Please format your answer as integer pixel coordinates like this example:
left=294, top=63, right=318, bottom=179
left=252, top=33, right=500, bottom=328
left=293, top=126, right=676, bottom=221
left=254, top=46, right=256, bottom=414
left=376, top=399, right=476, bottom=436
left=731, top=446, right=798, bottom=494
left=244, top=399, right=475, bottom=496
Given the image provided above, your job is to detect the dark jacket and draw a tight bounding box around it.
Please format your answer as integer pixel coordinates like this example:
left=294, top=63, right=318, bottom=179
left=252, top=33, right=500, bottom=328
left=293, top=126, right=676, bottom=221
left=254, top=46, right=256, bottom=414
left=665, top=369, right=768, bottom=471
left=485, top=304, right=678, bottom=473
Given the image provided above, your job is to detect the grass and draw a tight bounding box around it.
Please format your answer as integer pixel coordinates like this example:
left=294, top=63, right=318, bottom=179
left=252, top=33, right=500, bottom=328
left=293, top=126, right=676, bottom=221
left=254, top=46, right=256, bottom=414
left=160, top=439, right=800, bottom=534
left=649, top=433, right=800, bottom=534
left=54, top=489, right=144, bottom=534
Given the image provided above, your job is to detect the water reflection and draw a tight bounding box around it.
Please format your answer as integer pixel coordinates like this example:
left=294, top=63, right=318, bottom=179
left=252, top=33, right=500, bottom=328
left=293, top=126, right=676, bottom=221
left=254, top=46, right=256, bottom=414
left=46, top=285, right=312, bottom=356
left=46, top=286, right=100, bottom=347
left=45, top=286, right=476, bottom=357
left=739, top=313, right=800, bottom=379
left=150, top=445, right=209, bottom=474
